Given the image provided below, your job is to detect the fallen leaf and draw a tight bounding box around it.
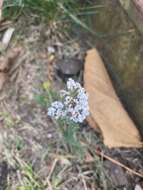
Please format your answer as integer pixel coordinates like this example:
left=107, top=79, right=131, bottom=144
left=84, top=49, right=142, bottom=148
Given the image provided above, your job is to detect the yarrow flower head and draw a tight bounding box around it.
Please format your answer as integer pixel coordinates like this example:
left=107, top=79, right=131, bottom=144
left=48, top=78, right=89, bottom=123
left=48, top=101, right=65, bottom=120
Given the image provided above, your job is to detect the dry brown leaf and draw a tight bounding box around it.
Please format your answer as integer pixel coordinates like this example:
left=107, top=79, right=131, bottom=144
left=84, top=48, right=142, bottom=148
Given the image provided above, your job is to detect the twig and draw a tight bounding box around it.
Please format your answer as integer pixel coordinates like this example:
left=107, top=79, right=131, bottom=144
left=85, top=142, right=143, bottom=178
left=47, top=158, right=58, bottom=180
left=50, top=153, right=76, bottom=159
left=81, top=176, right=88, bottom=190
left=95, top=149, right=143, bottom=178
left=46, top=179, right=53, bottom=190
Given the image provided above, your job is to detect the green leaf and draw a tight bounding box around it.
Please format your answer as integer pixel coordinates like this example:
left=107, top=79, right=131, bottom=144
left=34, top=95, right=48, bottom=106
left=63, top=125, right=85, bottom=158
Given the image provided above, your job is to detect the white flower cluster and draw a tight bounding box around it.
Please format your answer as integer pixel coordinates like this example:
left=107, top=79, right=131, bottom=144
left=48, top=78, right=89, bottom=123
left=47, top=101, right=66, bottom=120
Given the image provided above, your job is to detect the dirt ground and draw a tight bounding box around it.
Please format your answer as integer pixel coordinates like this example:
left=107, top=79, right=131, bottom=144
left=0, top=16, right=143, bottom=190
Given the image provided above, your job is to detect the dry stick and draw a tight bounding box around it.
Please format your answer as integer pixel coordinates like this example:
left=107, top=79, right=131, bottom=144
left=47, top=158, right=58, bottom=180
left=85, top=142, right=143, bottom=178
left=95, top=149, right=143, bottom=178
left=46, top=179, right=53, bottom=190
left=81, top=176, right=88, bottom=190
left=46, top=159, right=59, bottom=190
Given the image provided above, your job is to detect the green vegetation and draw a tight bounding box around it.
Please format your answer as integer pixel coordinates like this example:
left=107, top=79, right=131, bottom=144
left=15, top=156, right=45, bottom=190
left=35, top=81, right=85, bottom=158
left=3, top=0, right=96, bottom=18
left=3, top=0, right=101, bottom=33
